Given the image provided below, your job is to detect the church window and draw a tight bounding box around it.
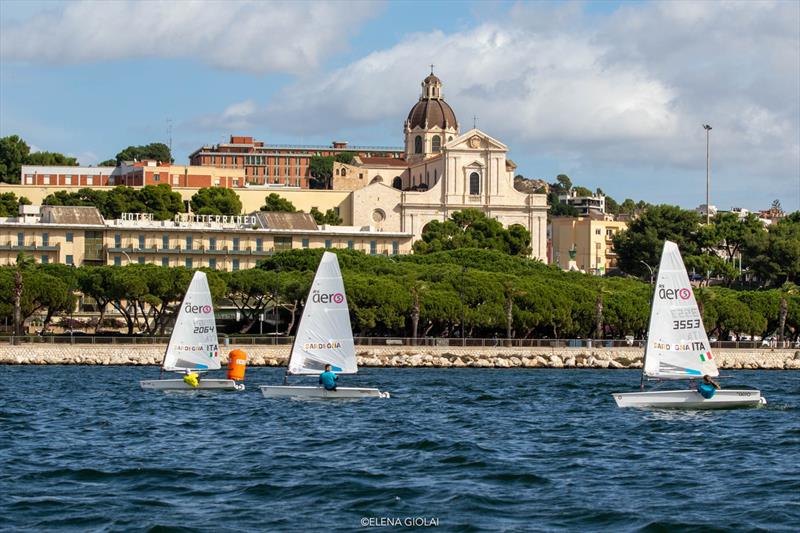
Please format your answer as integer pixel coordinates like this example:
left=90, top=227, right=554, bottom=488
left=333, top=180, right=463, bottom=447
left=448, top=136, right=453, bottom=141
left=414, top=135, right=422, bottom=154
left=432, top=135, right=441, bottom=153
left=469, top=172, right=480, bottom=195
left=392, top=177, right=402, bottom=189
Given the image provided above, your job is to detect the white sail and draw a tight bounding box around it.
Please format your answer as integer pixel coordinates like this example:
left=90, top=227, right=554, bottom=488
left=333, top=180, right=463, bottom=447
left=288, top=251, right=357, bottom=375
left=162, top=271, right=221, bottom=372
left=643, top=241, right=719, bottom=380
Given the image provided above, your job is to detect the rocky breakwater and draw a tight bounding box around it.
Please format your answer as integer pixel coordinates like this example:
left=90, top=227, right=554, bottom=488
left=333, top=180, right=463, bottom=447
left=2, top=344, right=800, bottom=370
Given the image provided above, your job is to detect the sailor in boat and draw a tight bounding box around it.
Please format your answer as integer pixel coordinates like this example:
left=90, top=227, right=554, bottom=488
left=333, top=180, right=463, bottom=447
left=319, top=364, right=338, bottom=391
left=697, top=375, right=721, bottom=399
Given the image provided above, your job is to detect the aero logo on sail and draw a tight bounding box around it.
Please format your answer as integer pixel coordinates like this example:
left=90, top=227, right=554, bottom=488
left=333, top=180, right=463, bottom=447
left=658, top=287, right=692, bottom=300
left=311, top=292, right=346, bottom=304
left=184, top=303, right=213, bottom=314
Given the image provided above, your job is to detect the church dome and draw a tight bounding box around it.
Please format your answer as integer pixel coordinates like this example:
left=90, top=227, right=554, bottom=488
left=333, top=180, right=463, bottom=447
left=406, top=72, right=458, bottom=130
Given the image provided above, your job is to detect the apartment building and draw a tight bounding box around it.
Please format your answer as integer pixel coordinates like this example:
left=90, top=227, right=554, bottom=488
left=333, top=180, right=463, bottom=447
left=0, top=206, right=412, bottom=270
left=550, top=215, right=628, bottom=275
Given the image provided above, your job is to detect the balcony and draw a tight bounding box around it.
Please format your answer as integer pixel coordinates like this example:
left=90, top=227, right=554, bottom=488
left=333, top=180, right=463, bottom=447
left=1, top=242, right=60, bottom=252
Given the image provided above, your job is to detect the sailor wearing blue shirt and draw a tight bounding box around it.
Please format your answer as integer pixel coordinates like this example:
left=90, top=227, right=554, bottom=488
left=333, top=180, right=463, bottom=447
left=319, top=364, right=338, bottom=391
left=697, top=375, right=720, bottom=399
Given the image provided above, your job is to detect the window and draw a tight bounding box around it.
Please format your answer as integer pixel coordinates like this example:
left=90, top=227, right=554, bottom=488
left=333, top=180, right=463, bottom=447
left=25, top=174, right=33, bottom=184
left=347, top=240, right=354, bottom=250
left=370, top=240, right=377, bottom=255
left=17, top=232, right=24, bottom=246
left=606, top=229, right=614, bottom=237
left=185, top=258, right=193, bottom=268
left=161, top=257, right=169, bottom=267
left=274, top=236, right=292, bottom=251
left=138, top=256, right=145, bottom=265
left=392, top=241, right=399, bottom=255
left=232, top=259, right=240, bottom=271
left=186, top=235, right=193, bottom=250
left=43, top=175, right=51, bottom=185
left=414, top=135, right=423, bottom=154
left=209, top=237, right=217, bottom=251
left=84, top=230, right=103, bottom=261
left=66, top=255, right=74, bottom=265
left=66, top=232, right=73, bottom=243
left=86, top=176, right=93, bottom=185
left=392, top=177, right=402, bottom=189
left=172, top=175, right=179, bottom=185
left=256, top=238, right=263, bottom=252
left=324, top=239, right=332, bottom=249
left=432, top=135, right=441, bottom=152
left=41, top=255, right=49, bottom=264
left=302, top=238, right=309, bottom=249
left=42, top=233, right=49, bottom=246
left=64, top=175, right=72, bottom=185
left=469, top=172, right=480, bottom=195
left=208, top=258, right=217, bottom=269
left=153, top=173, right=160, bottom=182
left=595, top=229, right=602, bottom=235
left=114, top=256, right=121, bottom=266
left=114, top=233, right=121, bottom=248
left=434, top=169, right=437, bottom=183
left=138, top=235, right=145, bottom=249
left=232, top=237, right=240, bottom=251
left=162, top=235, right=169, bottom=249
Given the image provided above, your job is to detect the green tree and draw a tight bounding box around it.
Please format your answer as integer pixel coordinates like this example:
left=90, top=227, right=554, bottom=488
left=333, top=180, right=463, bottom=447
left=0, top=192, right=31, bottom=216
left=26, top=151, right=78, bottom=166
left=747, top=212, right=800, bottom=286
left=334, top=152, right=356, bottom=165
left=0, top=135, right=31, bottom=184
left=414, top=209, right=531, bottom=256
left=310, top=207, right=342, bottom=225
left=190, top=187, right=243, bottom=216
left=613, top=204, right=703, bottom=279
left=115, top=142, right=172, bottom=164
left=98, top=159, right=117, bottom=167
left=309, top=155, right=334, bottom=189
left=260, top=193, right=297, bottom=212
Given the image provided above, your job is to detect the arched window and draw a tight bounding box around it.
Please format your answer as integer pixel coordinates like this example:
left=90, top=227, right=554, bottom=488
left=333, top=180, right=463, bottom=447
left=469, top=172, right=480, bottom=195
left=432, top=135, right=441, bottom=153
left=392, top=176, right=402, bottom=189
left=448, top=136, right=453, bottom=141
left=434, top=169, right=437, bottom=183
left=414, top=135, right=423, bottom=154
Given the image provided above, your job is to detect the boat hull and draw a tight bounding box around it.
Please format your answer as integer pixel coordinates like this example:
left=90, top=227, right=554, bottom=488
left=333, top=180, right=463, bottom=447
left=140, top=379, right=244, bottom=391
left=260, top=385, right=389, bottom=399
left=613, top=389, right=765, bottom=409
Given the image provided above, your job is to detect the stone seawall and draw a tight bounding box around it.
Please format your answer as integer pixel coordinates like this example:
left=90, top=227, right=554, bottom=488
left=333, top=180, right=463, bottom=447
left=2, top=344, right=799, bottom=369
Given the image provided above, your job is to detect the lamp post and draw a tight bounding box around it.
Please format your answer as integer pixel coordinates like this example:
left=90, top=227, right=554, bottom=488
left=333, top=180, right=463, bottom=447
left=703, top=124, right=712, bottom=224
left=640, top=260, right=654, bottom=285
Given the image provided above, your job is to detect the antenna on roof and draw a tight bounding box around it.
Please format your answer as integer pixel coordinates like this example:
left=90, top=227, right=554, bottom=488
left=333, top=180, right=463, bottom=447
left=166, top=118, right=173, bottom=162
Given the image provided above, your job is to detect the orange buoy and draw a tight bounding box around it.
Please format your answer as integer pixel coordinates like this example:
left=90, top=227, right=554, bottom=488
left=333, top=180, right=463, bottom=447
left=227, top=349, right=247, bottom=381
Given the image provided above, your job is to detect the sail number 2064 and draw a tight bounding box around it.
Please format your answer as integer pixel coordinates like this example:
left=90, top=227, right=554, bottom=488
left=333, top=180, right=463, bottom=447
left=193, top=326, right=215, bottom=334
left=673, top=319, right=701, bottom=330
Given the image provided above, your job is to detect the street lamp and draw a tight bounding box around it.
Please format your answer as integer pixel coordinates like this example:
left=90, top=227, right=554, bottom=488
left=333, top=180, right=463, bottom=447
left=703, top=124, right=712, bottom=224
left=640, top=260, right=654, bottom=285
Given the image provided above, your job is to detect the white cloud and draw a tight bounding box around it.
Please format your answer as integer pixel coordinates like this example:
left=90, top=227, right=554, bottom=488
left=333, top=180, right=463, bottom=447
left=0, top=0, right=381, bottom=75
left=211, top=0, right=797, bottom=208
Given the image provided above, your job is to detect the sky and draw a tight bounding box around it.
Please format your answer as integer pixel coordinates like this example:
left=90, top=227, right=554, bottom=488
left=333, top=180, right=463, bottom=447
left=1, top=0, right=798, bottom=212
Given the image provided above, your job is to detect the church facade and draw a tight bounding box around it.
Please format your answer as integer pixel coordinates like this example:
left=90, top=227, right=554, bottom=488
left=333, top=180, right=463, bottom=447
left=342, top=72, right=548, bottom=260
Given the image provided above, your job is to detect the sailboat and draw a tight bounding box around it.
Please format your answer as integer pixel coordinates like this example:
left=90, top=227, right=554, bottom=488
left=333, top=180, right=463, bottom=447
left=140, top=271, right=245, bottom=391
left=260, top=251, right=389, bottom=399
left=613, top=241, right=765, bottom=409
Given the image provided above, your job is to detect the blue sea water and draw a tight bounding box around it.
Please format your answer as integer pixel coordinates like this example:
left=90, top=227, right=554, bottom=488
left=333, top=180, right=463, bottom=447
left=1, top=366, right=798, bottom=532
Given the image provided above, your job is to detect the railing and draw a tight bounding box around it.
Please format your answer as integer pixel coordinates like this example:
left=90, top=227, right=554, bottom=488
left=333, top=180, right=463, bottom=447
left=4, top=335, right=794, bottom=349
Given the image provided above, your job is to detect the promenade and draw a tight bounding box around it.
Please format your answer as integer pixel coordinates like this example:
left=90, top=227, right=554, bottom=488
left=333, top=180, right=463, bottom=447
left=2, top=337, right=798, bottom=369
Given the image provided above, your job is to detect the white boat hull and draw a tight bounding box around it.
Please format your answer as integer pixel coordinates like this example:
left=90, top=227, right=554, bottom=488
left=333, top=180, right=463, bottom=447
left=613, top=389, right=765, bottom=409
left=260, top=385, right=389, bottom=399
left=140, top=379, right=244, bottom=391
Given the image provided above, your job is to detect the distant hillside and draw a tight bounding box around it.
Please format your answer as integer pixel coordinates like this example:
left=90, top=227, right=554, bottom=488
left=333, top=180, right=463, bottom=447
left=514, top=175, right=548, bottom=194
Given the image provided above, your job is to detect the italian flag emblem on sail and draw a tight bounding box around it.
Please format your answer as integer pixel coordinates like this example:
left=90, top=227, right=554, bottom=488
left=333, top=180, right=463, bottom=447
left=700, top=351, right=713, bottom=362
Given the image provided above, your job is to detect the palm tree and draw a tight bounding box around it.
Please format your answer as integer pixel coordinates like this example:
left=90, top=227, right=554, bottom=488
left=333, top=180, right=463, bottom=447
left=13, top=252, right=35, bottom=338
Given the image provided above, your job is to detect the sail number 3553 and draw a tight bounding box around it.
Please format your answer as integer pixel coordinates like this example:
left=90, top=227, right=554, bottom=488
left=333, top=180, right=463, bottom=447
left=673, top=319, right=700, bottom=330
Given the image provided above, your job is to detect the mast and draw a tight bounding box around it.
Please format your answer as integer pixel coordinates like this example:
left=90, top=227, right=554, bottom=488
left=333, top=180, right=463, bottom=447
left=640, top=260, right=659, bottom=390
